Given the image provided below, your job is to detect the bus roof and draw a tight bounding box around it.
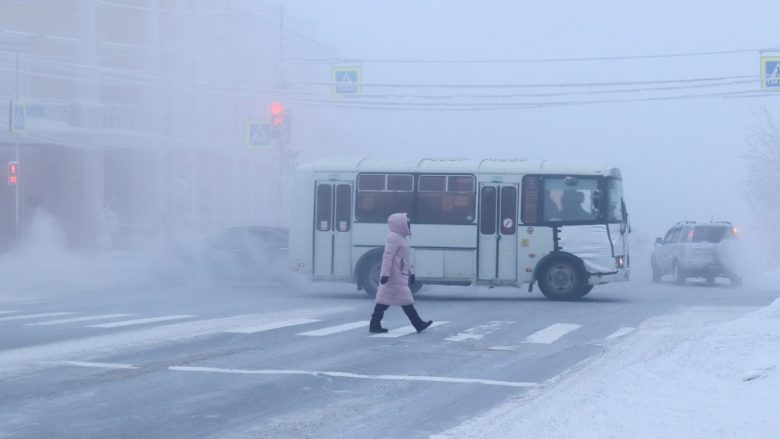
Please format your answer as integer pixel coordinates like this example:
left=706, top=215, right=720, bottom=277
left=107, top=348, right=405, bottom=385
left=298, top=158, right=619, bottom=176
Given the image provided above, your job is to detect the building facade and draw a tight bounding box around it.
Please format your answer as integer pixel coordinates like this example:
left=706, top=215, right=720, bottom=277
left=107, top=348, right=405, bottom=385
left=0, top=0, right=333, bottom=251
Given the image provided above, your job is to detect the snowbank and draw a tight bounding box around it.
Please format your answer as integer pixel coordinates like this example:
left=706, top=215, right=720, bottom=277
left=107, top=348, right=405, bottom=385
left=440, top=300, right=780, bottom=439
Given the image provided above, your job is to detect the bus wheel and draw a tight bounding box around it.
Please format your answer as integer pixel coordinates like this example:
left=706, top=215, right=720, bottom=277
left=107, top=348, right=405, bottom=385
left=360, top=256, right=382, bottom=299
left=538, top=258, right=587, bottom=300
left=578, top=285, right=594, bottom=297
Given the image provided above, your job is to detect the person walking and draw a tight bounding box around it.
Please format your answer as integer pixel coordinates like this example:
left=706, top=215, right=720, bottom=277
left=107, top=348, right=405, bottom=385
left=369, top=213, right=433, bottom=334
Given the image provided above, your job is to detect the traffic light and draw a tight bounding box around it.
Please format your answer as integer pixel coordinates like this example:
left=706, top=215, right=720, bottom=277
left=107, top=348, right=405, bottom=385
left=269, top=101, right=291, bottom=144
left=7, top=161, right=18, bottom=186
left=270, top=101, right=284, bottom=126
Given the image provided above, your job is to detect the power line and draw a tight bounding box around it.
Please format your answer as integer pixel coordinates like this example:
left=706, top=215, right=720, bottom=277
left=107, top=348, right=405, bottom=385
left=0, top=52, right=758, bottom=90
left=2, top=27, right=776, bottom=65
left=328, top=47, right=779, bottom=65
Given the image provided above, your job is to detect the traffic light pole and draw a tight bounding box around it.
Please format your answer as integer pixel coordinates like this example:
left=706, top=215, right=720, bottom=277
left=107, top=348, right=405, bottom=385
left=13, top=51, right=20, bottom=238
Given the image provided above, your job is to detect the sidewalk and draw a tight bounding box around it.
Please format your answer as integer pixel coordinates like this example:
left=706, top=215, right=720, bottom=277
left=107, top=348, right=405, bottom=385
left=438, top=298, right=780, bottom=439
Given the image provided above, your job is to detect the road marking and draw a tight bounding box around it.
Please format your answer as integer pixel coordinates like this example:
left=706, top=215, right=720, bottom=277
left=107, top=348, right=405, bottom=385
left=370, top=321, right=449, bottom=338
left=0, top=312, right=77, bottom=322
left=604, top=326, right=636, bottom=341
left=170, top=366, right=536, bottom=388
left=55, top=360, right=137, bottom=370
left=0, top=311, right=19, bottom=315
left=0, top=307, right=351, bottom=373
left=87, top=315, right=196, bottom=328
left=224, top=318, right=320, bottom=334
left=26, top=314, right=134, bottom=326
left=297, top=321, right=366, bottom=336
left=524, top=323, right=581, bottom=344
left=445, top=321, right=514, bottom=342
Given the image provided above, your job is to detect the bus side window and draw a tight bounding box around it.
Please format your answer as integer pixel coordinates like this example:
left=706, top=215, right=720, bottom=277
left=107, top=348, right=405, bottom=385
left=316, top=184, right=332, bottom=231
left=500, top=186, right=517, bottom=235
left=521, top=175, right=540, bottom=224
left=480, top=186, right=497, bottom=234
left=335, top=184, right=351, bottom=232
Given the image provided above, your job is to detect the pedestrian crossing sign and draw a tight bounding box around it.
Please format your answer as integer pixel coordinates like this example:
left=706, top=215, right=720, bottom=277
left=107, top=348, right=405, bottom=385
left=247, top=121, right=273, bottom=150
left=332, top=66, right=361, bottom=96
left=761, top=56, right=780, bottom=90
left=9, top=101, right=25, bottom=133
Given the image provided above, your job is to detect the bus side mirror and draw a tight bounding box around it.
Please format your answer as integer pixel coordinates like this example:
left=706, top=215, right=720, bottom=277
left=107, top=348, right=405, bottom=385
left=655, top=237, right=663, bottom=246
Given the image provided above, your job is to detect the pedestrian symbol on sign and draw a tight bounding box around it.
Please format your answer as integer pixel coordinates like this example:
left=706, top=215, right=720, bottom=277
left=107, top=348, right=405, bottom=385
left=246, top=121, right=273, bottom=150
left=761, top=56, right=780, bottom=90
left=9, top=101, right=25, bottom=133
left=332, top=66, right=361, bottom=96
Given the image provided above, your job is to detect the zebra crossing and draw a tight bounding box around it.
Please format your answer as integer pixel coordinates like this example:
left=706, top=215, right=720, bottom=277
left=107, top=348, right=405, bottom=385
left=0, top=307, right=636, bottom=345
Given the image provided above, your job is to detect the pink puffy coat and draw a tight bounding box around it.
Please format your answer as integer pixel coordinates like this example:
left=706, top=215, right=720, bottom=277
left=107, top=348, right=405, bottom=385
left=375, top=213, right=415, bottom=306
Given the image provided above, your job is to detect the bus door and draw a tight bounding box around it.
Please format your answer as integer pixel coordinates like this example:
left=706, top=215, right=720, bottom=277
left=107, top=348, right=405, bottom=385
left=313, top=181, right=353, bottom=278
left=478, top=184, right=519, bottom=282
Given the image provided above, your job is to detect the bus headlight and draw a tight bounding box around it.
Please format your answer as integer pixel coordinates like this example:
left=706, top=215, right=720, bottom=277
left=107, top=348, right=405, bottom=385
left=615, top=256, right=625, bottom=268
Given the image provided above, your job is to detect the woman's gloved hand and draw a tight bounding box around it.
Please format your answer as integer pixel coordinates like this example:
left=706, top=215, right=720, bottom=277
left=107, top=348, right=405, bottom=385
left=380, top=276, right=389, bottom=285
left=408, top=274, right=416, bottom=286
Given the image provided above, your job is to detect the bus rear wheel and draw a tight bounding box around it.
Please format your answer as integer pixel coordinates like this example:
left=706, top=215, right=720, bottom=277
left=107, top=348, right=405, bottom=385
left=538, top=258, right=588, bottom=300
left=360, top=256, right=382, bottom=299
left=359, top=256, right=424, bottom=298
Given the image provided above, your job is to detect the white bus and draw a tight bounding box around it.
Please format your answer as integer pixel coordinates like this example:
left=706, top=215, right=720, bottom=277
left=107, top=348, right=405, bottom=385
left=289, top=159, right=630, bottom=300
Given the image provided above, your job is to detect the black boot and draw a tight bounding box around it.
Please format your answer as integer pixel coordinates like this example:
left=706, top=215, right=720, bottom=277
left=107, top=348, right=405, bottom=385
left=369, top=304, right=389, bottom=333
left=402, top=305, right=433, bottom=333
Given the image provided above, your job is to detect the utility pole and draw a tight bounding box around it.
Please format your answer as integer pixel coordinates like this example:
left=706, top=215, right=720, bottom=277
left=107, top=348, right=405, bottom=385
left=13, top=51, right=20, bottom=238
left=276, top=5, right=285, bottom=226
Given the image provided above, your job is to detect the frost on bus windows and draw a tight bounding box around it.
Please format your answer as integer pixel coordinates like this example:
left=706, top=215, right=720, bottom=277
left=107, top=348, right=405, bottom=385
left=356, top=173, right=414, bottom=222
left=416, top=175, right=476, bottom=223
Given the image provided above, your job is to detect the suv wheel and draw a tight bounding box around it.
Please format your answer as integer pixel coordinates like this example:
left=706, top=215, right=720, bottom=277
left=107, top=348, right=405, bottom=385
left=729, top=276, right=743, bottom=287
left=671, top=261, right=685, bottom=285
left=651, top=260, right=662, bottom=283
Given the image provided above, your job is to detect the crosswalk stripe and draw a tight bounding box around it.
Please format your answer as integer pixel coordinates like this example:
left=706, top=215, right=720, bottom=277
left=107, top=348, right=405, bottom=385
left=297, top=321, right=366, bottom=336
left=87, top=315, right=196, bottom=328
left=56, top=360, right=137, bottom=370
left=0, top=312, right=77, bottom=322
left=26, top=314, right=134, bottom=326
left=524, top=323, right=581, bottom=344
left=370, top=321, right=449, bottom=338
left=0, top=311, right=19, bottom=315
left=224, top=318, right=320, bottom=334
left=604, top=326, right=636, bottom=340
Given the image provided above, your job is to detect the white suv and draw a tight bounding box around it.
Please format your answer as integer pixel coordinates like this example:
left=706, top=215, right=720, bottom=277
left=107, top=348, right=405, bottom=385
left=651, top=221, right=742, bottom=286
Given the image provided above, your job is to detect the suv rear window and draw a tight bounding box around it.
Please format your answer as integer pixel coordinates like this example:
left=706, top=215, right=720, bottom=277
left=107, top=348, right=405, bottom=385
left=692, top=226, right=728, bottom=243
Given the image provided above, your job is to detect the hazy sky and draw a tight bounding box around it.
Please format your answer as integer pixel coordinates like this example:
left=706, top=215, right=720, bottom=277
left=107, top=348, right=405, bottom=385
left=273, top=0, right=780, bottom=239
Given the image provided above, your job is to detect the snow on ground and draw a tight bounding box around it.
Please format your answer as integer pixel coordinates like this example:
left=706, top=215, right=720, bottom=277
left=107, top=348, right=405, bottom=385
left=439, top=299, right=780, bottom=439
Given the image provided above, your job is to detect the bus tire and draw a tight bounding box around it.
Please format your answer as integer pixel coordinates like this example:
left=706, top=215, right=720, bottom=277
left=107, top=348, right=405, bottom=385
left=578, top=284, right=594, bottom=297
left=359, top=254, right=383, bottom=299
left=537, top=257, right=588, bottom=300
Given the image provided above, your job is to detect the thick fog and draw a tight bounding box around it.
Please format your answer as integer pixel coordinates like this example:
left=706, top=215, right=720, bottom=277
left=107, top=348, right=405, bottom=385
left=1, top=0, right=779, bottom=294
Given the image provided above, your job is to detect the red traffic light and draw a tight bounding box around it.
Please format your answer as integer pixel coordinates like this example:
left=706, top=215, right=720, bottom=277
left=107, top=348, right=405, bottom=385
left=270, top=101, right=285, bottom=126
left=270, top=101, right=284, bottom=116
left=7, top=161, right=18, bottom=185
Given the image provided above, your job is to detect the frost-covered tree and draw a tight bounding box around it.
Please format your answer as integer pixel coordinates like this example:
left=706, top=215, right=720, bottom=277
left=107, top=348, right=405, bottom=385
left=746, top=105, right=780, bottom=265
